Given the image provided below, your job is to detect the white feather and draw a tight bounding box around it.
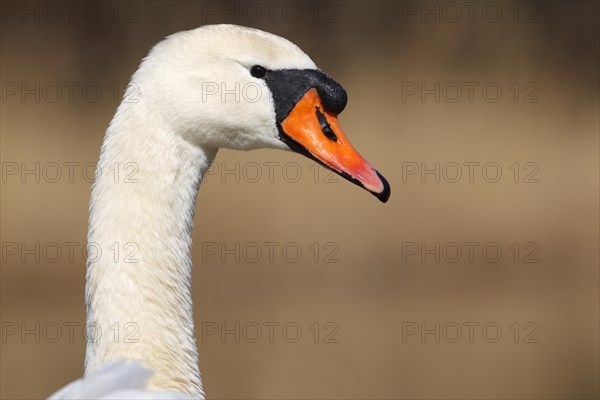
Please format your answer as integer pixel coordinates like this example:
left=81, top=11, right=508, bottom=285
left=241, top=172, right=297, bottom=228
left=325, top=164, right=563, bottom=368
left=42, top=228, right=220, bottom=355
left=49, top=362, right=194, bottom=399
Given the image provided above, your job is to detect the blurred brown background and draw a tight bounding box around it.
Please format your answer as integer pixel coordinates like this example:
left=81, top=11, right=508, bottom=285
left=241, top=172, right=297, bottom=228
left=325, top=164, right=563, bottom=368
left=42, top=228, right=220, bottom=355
left=1, top=1, right=599, bottom=399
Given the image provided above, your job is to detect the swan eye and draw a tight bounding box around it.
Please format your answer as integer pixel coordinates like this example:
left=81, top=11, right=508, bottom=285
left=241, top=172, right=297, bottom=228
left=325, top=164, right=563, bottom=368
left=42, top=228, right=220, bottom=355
left=250, top=65, right=267, bottom=78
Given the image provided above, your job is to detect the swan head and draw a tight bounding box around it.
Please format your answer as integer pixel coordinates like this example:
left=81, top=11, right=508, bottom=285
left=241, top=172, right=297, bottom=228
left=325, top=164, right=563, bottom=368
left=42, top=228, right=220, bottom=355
left=134, top=24, right=390, bottom=202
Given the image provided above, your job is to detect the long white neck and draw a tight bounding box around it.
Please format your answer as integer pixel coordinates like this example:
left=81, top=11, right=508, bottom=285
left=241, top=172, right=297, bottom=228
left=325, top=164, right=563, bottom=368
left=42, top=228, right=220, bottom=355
left=85, top=93, right=216, bottom=398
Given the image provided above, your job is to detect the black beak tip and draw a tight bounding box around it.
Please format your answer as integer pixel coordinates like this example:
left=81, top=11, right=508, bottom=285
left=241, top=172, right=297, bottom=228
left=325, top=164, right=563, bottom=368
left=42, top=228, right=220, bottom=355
left=374, top=171, right=391, bottom=203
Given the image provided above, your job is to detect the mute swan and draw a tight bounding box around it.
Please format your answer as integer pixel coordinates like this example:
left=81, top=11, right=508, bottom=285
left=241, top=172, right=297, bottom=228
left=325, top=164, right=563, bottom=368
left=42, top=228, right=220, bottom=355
left=50, top=24, right=390, bottom=399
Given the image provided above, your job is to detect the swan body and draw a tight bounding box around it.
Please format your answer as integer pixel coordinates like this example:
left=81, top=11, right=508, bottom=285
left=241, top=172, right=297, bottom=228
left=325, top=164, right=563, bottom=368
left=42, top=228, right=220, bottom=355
left=51, top=24, right=389, bottom=399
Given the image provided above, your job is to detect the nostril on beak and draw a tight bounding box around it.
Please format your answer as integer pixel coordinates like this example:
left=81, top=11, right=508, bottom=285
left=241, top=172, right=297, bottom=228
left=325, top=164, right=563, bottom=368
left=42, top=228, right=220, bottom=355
left=315, top=106, right=337, bottom=142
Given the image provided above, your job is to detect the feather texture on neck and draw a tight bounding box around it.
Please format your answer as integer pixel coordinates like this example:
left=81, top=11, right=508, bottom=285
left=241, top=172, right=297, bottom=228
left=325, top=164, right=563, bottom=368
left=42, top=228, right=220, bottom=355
left=85, top=91, right=216, bottom=398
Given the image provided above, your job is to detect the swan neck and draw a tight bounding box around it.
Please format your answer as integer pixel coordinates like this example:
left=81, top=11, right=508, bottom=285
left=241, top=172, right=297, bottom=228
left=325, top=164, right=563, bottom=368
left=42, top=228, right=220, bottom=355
left=85, top=99, right=215, bottom=398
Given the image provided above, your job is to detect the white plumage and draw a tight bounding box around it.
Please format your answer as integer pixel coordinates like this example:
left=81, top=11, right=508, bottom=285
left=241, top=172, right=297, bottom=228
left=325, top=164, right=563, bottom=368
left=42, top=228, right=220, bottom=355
left=50, top=23, right=388, bottom=400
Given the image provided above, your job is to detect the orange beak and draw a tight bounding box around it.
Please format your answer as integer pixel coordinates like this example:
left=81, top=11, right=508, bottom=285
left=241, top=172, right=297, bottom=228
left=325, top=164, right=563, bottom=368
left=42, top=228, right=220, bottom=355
left=279, top=88, right=390, bottom=202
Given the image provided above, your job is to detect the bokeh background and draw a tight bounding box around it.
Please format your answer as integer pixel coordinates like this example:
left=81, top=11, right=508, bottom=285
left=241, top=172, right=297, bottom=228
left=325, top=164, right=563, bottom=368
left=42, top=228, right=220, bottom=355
left=1, top=1, right=599, bottom=399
